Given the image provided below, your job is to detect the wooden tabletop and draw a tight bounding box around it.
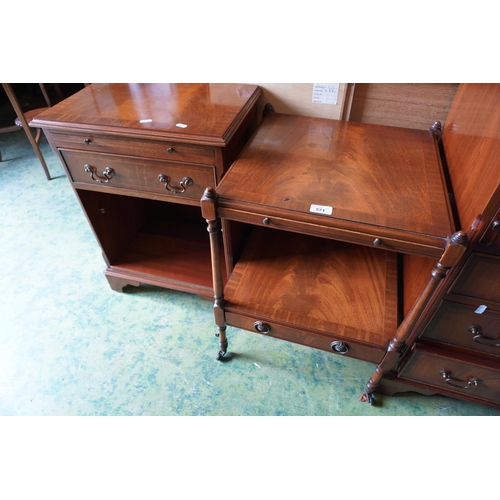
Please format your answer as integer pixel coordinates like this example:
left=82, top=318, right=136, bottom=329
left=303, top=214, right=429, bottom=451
left=31, top=83, right=261, bottom=146
left=215, top=113, right=456, bottom=252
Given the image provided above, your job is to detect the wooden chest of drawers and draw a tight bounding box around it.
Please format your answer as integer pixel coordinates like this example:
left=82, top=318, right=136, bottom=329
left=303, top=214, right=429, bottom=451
left=399, top=252, right=500, bottom=405
left=387, top=85, right=500, bottom=409
left=33, top=83, right=262, bottom=297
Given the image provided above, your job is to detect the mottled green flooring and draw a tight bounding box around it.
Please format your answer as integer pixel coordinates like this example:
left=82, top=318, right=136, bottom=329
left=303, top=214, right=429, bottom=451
left=1, top=130, right=499, bottom=416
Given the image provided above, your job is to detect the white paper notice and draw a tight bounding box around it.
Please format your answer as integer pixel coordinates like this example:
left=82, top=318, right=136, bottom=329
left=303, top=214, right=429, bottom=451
left=312, top=83, right=339, bottom=104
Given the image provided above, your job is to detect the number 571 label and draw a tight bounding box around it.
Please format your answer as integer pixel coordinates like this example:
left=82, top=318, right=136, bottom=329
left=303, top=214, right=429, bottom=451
left=310, top=204, right=333, bottom=215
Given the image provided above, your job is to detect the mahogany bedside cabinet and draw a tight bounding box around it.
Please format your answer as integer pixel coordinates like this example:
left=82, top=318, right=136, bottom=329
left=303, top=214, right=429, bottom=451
left=32, top=83, right=262, bottom=299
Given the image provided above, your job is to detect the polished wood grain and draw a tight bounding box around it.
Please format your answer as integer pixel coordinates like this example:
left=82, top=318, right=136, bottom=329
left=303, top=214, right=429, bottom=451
left=216, top=113, right=455, bottom=250
left=443, top=84, right=500, bottom=233
left=50, top=131, right=216, bottom=164
left=109, top=218, right=224, bottom=292
left=32, top=83, right=261, bottom=146
left=449, top=253, right=500, bottom=305
left=374, top=84, right=500, bottom=408
left=79, top=191, right=225, bottom=295
left=36, top=84, right=261, bottom=297
left=61, top=149, right=216, bottom=203
left=350, top=83, right=458, bottom=130
left=402, top=254, right=436, bottom=316
left=223, top=226, right=399, bottom=347
left=399, top=344, right=500, bottom=406
left=225, top=311, right=388, bottom=364
left=202, top=85, right=500, bottom=409
left=361, top=230, right=467, bottom=400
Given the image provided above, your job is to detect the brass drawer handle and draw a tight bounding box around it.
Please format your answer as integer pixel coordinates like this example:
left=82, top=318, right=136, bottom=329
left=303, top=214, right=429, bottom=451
left=254, top=321, right=271, bottom=334
left=439, top=370, right=482, bottom=389
left=469, top=326, right=500, bottom=348
left=84, top=164, right=115, bottom=183
left=158, top=174, right=193, bottom=194
left=330, top=341, right=350, bottom=354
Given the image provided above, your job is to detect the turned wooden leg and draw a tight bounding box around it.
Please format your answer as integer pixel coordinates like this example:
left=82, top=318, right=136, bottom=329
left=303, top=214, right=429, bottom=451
left=201, top=187, right=228, bottom=360
left=360, top=231, right=468, bottom=404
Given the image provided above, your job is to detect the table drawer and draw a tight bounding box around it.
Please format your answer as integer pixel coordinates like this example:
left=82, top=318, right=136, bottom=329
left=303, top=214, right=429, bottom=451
left=61, top=149, right=216, bottom=201
left=225, top=311, right=386, bottom=364
left=400, top=345, right=500, bottom=402
left=51, top=132, right=215, bottom=165
left=217, top=208, right=444, bottom=258
left=449, top=253, right=500, bottom=305
left=421, top=301, right=500, bottom=356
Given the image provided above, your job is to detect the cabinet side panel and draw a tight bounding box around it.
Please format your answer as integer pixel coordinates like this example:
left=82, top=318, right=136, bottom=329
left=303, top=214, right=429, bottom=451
left=403, top=254, right=436, bottom=317
left=77, top=190, right=145, bottom=265
left=442, top=83, right=500, bottom=232
left=349, top=83, right=458, bottom=130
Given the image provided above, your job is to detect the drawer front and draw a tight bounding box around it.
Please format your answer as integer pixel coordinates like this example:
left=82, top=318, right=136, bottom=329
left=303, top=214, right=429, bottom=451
left=61, top=149, right=216, bottom=201
left=449, top=253, right=500, bottom=305
left=51, top=132, right=216, bottom=165
left=421, top=301, right=500, bottom=356
left=225, top=311, right=386, bottom=364
left=400, top=345, right=500, bottom=402
left=218, top=208, right=445, bottom=258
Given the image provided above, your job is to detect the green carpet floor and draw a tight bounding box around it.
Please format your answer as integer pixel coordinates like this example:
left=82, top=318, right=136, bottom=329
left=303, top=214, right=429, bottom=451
left=1, top=128, right=499, bottom=417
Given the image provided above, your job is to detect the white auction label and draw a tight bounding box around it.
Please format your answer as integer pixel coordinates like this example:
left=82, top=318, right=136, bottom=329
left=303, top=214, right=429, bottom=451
left=310, top=204, right=333, bottom=215
left=475, top=305, right=488, bottom=314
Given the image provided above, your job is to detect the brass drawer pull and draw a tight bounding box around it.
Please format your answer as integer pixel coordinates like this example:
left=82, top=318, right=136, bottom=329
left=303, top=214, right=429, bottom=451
left=469, top=326, right=500, bottom=348
left=254, top=321, right=271, bottom=334
left=84, top=164, right=115, bottom=183
left=158, top=174, right=193, bottom=194
left=439, top=370, right=482, bottom=389
left=330, top=341, right=350, bottom=354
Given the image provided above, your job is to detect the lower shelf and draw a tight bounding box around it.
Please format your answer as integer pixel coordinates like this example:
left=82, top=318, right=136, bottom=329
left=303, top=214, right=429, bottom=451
left=223, top=226, right=400, bottom=353
left=110, top=221, right=213, bottom=295
left=77, top=189, right=224, bottom=297
left=108, top=217, right=221, bottom=296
